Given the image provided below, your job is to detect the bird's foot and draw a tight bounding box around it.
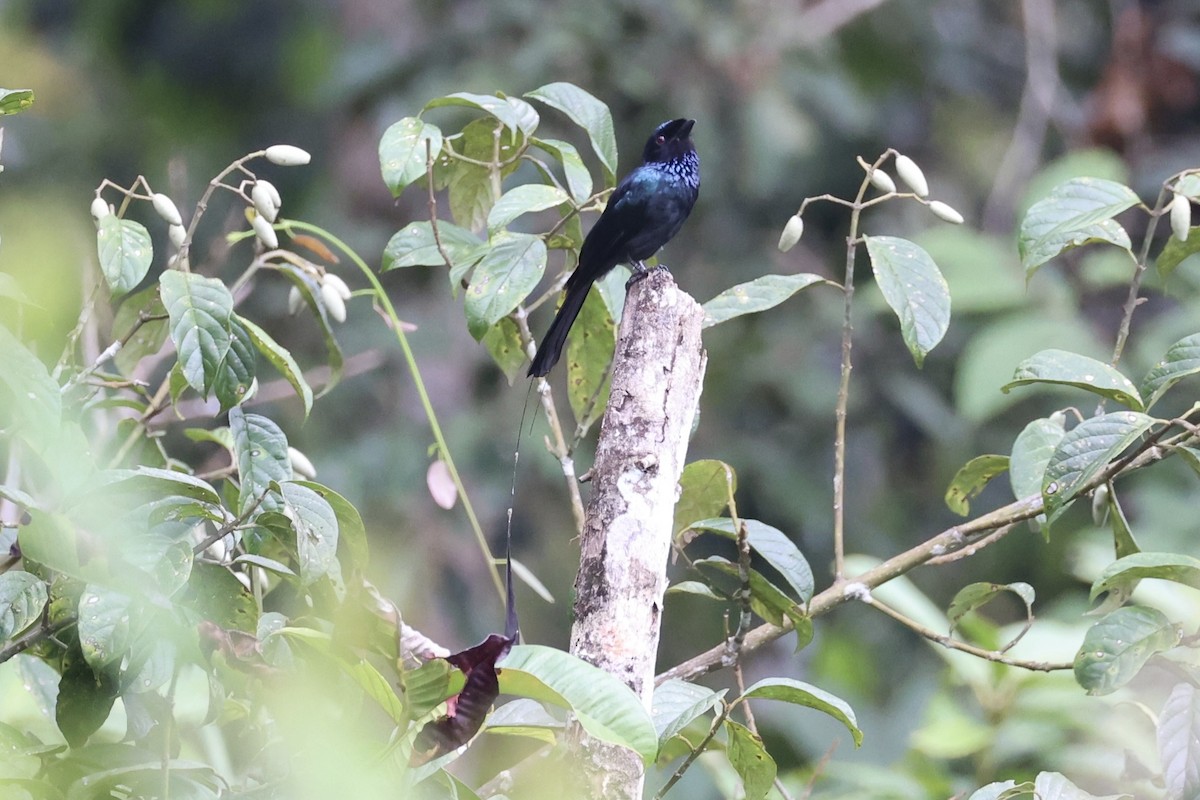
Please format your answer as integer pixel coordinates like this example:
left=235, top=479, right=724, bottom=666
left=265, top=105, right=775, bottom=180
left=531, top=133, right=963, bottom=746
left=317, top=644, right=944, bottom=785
left=625, top=260, right=670, bottom=290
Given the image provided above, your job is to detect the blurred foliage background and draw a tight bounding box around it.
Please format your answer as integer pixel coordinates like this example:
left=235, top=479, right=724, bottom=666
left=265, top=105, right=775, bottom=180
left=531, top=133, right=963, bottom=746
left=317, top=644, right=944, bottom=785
left=3, top=0, right=1200, bottom=796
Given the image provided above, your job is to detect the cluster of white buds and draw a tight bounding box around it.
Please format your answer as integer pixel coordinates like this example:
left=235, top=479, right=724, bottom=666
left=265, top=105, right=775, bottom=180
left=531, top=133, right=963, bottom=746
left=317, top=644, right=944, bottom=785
left=1169, top=190, right=1192, bottom=243
left=286, top=271, right=351, bottom=323
left=251, top=180, right=282, bottom=222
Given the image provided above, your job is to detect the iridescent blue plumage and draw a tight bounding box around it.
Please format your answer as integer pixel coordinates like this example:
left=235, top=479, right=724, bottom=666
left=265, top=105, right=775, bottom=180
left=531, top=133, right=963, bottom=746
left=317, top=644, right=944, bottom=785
left=528, top=118, right=700, bottom=377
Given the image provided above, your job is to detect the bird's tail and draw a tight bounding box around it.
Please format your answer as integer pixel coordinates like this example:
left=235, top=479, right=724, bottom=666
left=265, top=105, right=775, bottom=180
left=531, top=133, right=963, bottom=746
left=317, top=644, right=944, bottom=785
left=527, top=280, right=591, bottom=377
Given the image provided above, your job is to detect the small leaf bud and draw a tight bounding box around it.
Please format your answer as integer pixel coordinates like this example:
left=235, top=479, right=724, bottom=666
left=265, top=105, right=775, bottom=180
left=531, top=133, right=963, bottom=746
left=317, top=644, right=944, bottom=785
left=251, top=214, right=278, bottom=249
left=320, top=282, right=347, bottom=322
left=264, top=145, right=311, bottom=166
left=777, top=214, right=804, bottom=252
left=151, top=193, right=183, bottom=226
left=251, top=180, right=281, bottom=222
left=323, top=272, right=352, bottom=301
left=1170, top=193, right=1192, bottom=243
left=869, top=169, right=896, bottom=194
left=168, top=223, right=186, bottom=249
left=90, top=197, right=110, bottom=221
left=928, top=200, right=964, bottom=225
left=894, top=154, right=929, bottom=197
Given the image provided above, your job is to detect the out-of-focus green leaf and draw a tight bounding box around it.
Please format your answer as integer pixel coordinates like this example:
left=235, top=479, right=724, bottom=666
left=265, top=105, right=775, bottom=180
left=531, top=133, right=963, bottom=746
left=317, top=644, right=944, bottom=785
left=864, top=235, right=950, bottom=367
left=724, top=719, right=776, bottom=800
left=1004, top=350, right=1142, bottom=410
left=239, top=315, right=312, bottom=417
left=701, top=273, right=829, bottom=328
left=1033, top=772, right=1130, bottom=800
left=403, top=657, right=464, bottom=719
left=947, top=582, right=1033, bottom=633
left=688, top=518, right=812, bottom=602
left=1156, top=227, right=1200, bottom=281
left=77, top=586, right=135, bottom=670
left=533, top=138, right=593, bottom=203
left=1141, top=332, right=1200, bottom=409
left=738, top=677, right=862, bottom=746
left=525, top=83, right=617, bottom=183
left=0, top=88, right=35, bottom=115
left=1018, top=178, right=1139, bottom=278
left=967, top=780, right=1029, bottom=800
left=651, top=679, right=725, bottom=747
left=0, top=571, right=47, bottom=641
left=1090, top=552, right=1200, bottom=601
left=944, top=454, right=1010, bottom=516
left=1043, top=411, right=1155, bottom=522
left=55, top=653, right=118, bottom=747
left=379, top=117, right=443, bottom=197
left=424, top=92, right=538, bottom=136
left=487, top=185, right=568, bottom=231
left=1157, top=682, right=1200, bottom=800
left=565, top=288, right=615, bottom=430
left=464, top=232, right=546, bottom=340
left=1073, top=606, right=1179, bottom=695
left=111, top=285, right=169, bottom=376
left=673, top=460, right=735, bottom=537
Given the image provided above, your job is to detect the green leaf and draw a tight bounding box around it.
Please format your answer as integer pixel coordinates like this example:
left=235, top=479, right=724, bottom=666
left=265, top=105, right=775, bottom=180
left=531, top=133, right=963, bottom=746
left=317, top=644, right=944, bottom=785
left=1106, top=487, right=1140, bottom=559
left=0, top=88, right=35, bottom=115
left=1042, top=411, right=1155, bottom=522
left=863, top=235, right=950, bottom=367
left=0, top=571, right=48, bottom=641
left=403, top=657, right=463, bottom=718
left=55, top=654, right=118, bottom=747
left=239, top=315, right=313, bottom=417
left=1141, top=332, right=1200, bottom=410
left=1018, top=177, right=1139, bottom=278
left=1010, top=415, right=1065, bottom=506
left=179, top=563, right=257, bottom=632
left=275, top=628, right=405, bottom=723
left=498, top=644, right=657, bottom=763
left=102, top=466, right=223, bottom=508
left=0, top=323, right=61, bottom=437
left=487, top=184, right=569, bottom=232
left=944, top=454, right=1010, bottom=516
left=673, top=460, right=736, bottom=537
left=382, top=220, right=484, bottom=274
left=1158, top=682, right=1200, bottom=800
left=688, top=518, right=813, bottom=602
left=379, top=117, right=443, bottom=197
left=525, top=83, right=618, bottom=183
left=738, top=677, right=862, bottom=746
left=1090, top=552, right=1200, bottom=601
left=481, top=317, right=527, bottom=384
left=464, top=233, right=546, bottom=340
left=228, top=407, right=290, bottom=515
left=947, top=582, right=1034, bottom=633
left=483, top=698, right=561, bottom=745
left=77, top=586, right=135, bottom=670
left=967, top=781, right=1028, bottom=800
left=1073, top=606, right=1179, bottom=695
left=279, top=482, right=339, bottom=584
left=271, top=264, right=344, bottom=396
left=534, top=138, right=593, bottom=203
left=651, top=679, right=725, bottom=747
left=1156, top=226, right=1200, bottom=281
left=724, top=719, right=776, bottom=800
left=160, top=271, right=235, bottom=396
left=664, top=580, right=725, bottom=600
left=111, top=285, right=169, bottom=376
left=96, top=216, right=153, bottom=298
left=212, top=315, right=256, bottom=411
left=292, top=480, right=368, bottom=572
left=424, top=92, right=539, bottom=136
left=1033, top=772, right=1130, bottom=800
left=565, top=288, right=616, bottom=430
left=694, top=556, right=806, bottom=629
left=701, top=273, right=829, bottom=328
left=1004, top=349, right=1143, bottom=410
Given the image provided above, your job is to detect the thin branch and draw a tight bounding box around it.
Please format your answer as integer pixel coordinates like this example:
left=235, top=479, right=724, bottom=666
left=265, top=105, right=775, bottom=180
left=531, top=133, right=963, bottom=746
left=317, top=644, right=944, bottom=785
left=652, top=703, right=730, bottom=800
left=63, top=312, right=169, bottom=394
left=725, top=471, right=753, bottom=662
left=1111, top=187, right=1166, bottom=367
left=925, top=522, right=1018, bottom=565
left=0, top=616, right=76, bottom=665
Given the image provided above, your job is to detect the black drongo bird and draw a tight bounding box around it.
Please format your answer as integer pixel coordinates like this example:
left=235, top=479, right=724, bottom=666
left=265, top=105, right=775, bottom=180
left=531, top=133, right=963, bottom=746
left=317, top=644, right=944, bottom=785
left=527, top=118, right=699, bottom=377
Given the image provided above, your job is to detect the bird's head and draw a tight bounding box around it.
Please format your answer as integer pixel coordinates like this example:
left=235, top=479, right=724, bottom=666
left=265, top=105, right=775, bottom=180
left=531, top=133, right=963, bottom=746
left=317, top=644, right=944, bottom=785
left=642, top=118, right=695, bottom=164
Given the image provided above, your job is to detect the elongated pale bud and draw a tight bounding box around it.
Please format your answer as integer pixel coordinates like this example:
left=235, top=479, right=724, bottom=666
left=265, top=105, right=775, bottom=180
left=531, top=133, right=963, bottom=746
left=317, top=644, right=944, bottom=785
left=323, top=272, right=351, bottom=300
left=869, top=169, right=897, bottom=194
left=288, top=446, right=317, bottom=480
left=778, top=214, right=804, bottom=252
left=287, top=285, right=304, bottom=315
left=1170, top=193, right=1192, bottom=242
left=264, top=145, right=311, bottom=166
left=1091, top=484, right=1109, bottom=526
left=251, top=180, right=281, bottom=222
left=90, top=197, right=110, bottom=221
left=895, top=154, right=929, bottom=197
left=251, top=214, right=278, bottom=249
left=168, top=223, right=187, bottom=249
left=320, top=282, right=347, bottom=322
left=928, top=200, right=964, bottom=225
left=151, top=192, right=183, bottom=226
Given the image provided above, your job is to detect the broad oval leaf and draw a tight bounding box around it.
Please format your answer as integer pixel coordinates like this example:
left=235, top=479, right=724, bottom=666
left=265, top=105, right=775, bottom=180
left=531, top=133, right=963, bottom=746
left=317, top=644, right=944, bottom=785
left=228, top=407, right=290, bottom=515
left=738, top=677, right=862, bottom=746
left=160, top=271, right=235, bottom=396
left=481, top=317, right=526, bottom=384
left=96, top=216, right=153, bottom=297
left=1004, top=349, right=1142, bottom=410
left=487, top=184, right=569, bottom=232
left=1090, top=552, right=1200, bottom=601
left=55, top=654, right=118, bottom=747
left=533, top=137, right=593, bottom=203
left=863, top=235, right=950, bottom=367
left=673, top=460, right=736, bottom=538
left=688, top=518, right=813, bottom=602
left=947, top=582, right=1034, bottom=633
left=725, top=719, right=777, bottom=800
left=424, top=93, right=539, bottom=136
left=525, top=83, right=618, bottom=183
left=944, top=454, right=1010, bottom=517
left=1073, top=605, right=1179, bottom=695
left=0, top=571, right=48, bottom=641
left=464, top=233, right=547, bottom=340
left=0, top=324, right=61, bottom=441
left=1155, top=227, right=1200, bottom=281
left=1042, top=411, right=1156, bottom=522
left=239, top=315, right=312, bottom=417
left=292, top=480, right=368, bottom=571
left=701, top=273, right=830, bottom=329
left=382, top=220, right=484, bottom=273
left=1018, top=177, right=1140, bottom=277
left=651, top=679, right=725, bottom=747
left=280, top=482, right=339, bottom=584
left=379, top=117, right=443, bottom=197
left=212, top=315, right=256, bottom=411
left=1158, top=682, right=1200, bottom=800
left=498, top=644, right=657, bottom=763
left=1141, top=332, right=1200, bottom=410
left=1010, top=415, right=1065, bottom=504
left=77, top=586, right=135, bottom=670
left=565, top=288, right=616, bottom=431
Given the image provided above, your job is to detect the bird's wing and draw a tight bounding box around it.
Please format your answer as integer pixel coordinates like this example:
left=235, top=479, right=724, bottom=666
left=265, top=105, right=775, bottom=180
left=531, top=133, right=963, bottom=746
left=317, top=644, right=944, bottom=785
left=568, top=170, right=646, bottom=289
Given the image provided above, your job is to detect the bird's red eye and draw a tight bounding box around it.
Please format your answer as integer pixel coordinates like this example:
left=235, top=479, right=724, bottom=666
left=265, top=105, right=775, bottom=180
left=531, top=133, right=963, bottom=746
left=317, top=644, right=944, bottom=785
left=656, top=135, right=666, bottom=144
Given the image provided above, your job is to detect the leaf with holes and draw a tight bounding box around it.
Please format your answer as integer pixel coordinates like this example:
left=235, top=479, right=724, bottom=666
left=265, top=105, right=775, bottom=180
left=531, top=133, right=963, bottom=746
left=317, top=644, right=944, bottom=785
left=864, top=235, right=950, bottom=367
left=945, top=454, right=1010, bottom=516
left=565, top=288, right=615, bottom=431
left=379, top=117, right=443, bottom=197
left=97, top=216, right=153, bottom=297
left=464, top=232, right=546, bottom=340
left=229, top=407, right=290, bottom=515
left=0, top=571, right=47, bottom=641
left=1004, top=349, right=1142, bottom=410
left=1073, top=606, right=1179, bottom=695
left=701, top=273, right=830, bottom=328
left=725, top=719, right=776, bottom=800
left=1018, top=178, right=1139, bottom=278
left=738, top=677, right=862, bottom=746
left=525, top=83, right=618, bottom=184
left=1042, top=412, right=1155, bottom=523
left=1158, top=682, right=1200, bottom=800
left=160, top=271, right=235, bottom=396
left=1141, top=332, right=1200, bottom=410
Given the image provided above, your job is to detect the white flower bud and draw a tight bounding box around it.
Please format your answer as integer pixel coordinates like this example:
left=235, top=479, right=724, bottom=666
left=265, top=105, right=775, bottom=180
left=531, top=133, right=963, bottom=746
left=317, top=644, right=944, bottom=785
left=251, top=213, right=278, bottom=249
left=1090, top=484, right=1109, bottom=526
left=168, top=223, right=187, bottom=249
left=251, top=180, right=281, bottom=222
left=90, top=197, right=110, bottom=221
left=264, top=145, right=311, bottom=166
left=869, top=169, right=896, bottom=194
left=322, top=272, right=352, bottom=300
left=777, top=214, right=804, bottom=252
left=151, top=193, right=183, bottom=226
left=288, top=446, right=317, bottom=480
left=928, top=200, right=964, bottom=225
left=320, top=282, right=347, bottom=322
left=287, top=285, right=304, bottom=315
left=894, top=154, right=929, bottom=197
left=1170, top=193, right=1192, bottom=243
